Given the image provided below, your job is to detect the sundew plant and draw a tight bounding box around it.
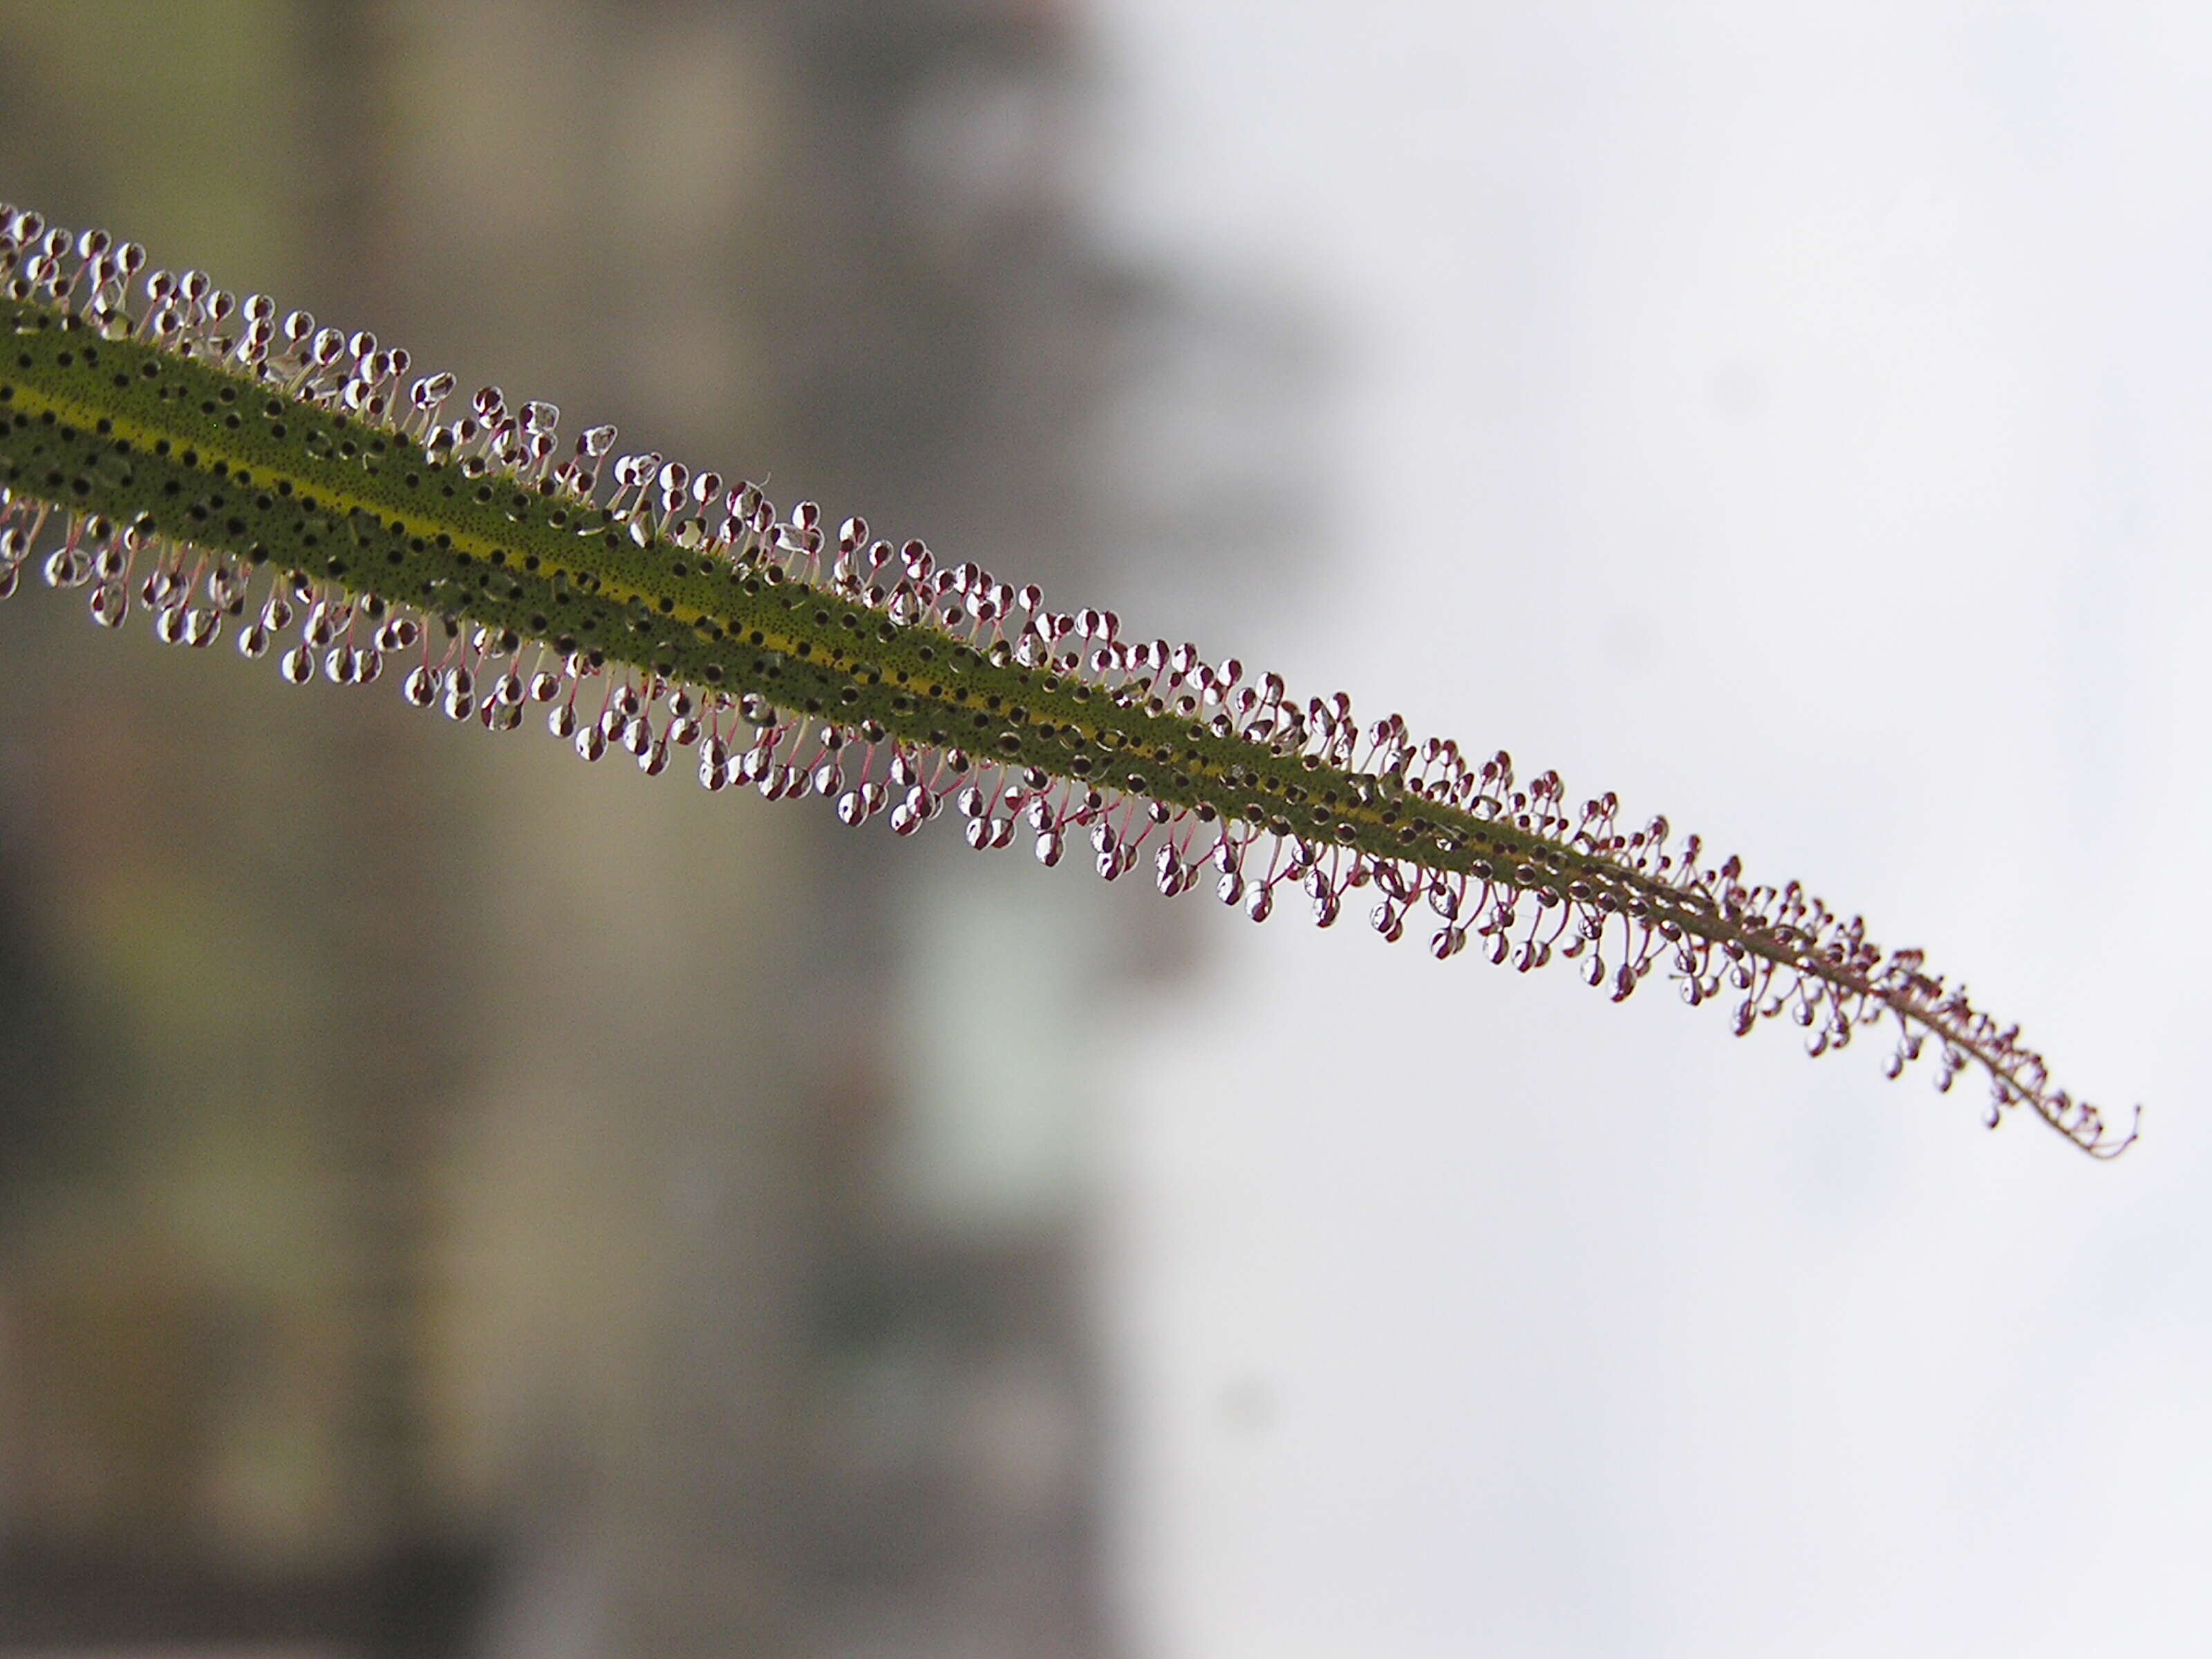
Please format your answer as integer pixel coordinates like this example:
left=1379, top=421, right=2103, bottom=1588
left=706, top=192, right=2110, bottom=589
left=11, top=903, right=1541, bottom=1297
left=0, top=202, right=2137, bottom=1160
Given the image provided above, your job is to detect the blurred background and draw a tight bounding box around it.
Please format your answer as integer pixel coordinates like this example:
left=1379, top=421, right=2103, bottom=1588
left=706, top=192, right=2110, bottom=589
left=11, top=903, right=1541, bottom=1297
left=1, top=3, right=2209, bottom=1656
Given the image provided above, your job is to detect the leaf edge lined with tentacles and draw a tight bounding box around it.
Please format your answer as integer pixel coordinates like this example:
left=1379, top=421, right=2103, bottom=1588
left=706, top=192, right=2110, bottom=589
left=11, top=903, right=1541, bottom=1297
left=0, top=203, right=2137, bottom=1159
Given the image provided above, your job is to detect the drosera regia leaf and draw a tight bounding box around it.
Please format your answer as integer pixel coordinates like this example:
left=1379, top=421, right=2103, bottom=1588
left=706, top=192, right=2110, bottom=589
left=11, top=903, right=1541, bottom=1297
left=0, top=202, right=2138, bottom=1159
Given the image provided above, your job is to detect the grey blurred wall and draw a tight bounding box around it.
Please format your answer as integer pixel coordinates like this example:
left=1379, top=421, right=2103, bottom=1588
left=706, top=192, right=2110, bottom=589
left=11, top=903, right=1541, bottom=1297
left=0, top=3, right=1286, bottom=1655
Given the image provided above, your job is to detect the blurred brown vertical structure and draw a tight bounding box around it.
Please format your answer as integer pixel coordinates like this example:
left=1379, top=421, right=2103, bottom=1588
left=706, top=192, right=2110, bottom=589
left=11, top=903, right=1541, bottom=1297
left=289, top=3, right=492, bottom=1647
left=0, top=0, right=1140, bottom=1656
left=0, top=0, right=493, bottom=1651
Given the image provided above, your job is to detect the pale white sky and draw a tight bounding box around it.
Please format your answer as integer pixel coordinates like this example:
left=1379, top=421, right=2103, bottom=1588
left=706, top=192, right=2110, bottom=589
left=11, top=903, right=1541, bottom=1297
left=1089, top=5, right=2212, bottom=1655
